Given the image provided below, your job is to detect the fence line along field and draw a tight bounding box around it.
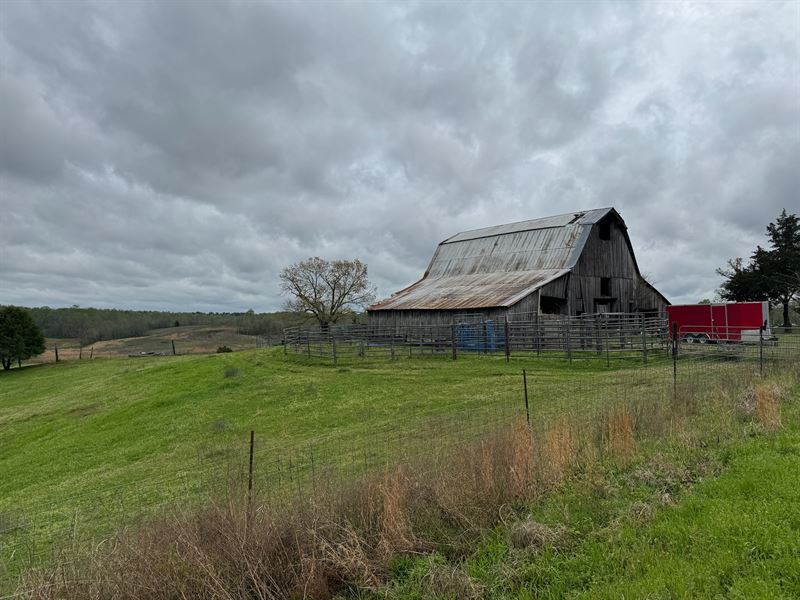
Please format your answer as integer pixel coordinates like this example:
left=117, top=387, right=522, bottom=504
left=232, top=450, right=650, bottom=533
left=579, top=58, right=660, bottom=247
left=29, top=324, right=279, bottom=364
left=2, top=330, right=799, bottom=596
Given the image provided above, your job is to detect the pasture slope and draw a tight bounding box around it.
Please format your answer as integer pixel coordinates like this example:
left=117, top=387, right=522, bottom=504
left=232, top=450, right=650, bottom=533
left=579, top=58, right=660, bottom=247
left=31, top=324, right=263, bottom=363
left=1, top=347, right=798, bottom=598
left=3, top=351, right=602, bottom=540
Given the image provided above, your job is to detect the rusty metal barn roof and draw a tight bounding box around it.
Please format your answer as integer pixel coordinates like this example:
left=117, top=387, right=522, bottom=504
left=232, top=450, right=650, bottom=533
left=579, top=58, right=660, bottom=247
left=369, top=207, right=619, bottom=311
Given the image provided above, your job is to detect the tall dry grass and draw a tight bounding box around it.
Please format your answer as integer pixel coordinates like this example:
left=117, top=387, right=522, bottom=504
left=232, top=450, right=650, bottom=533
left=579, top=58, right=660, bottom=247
left=21, top=370, right=797, bottom=600
left=736, top=381, right=787, bottom=433
left=23, top=415, right=589, bottom=600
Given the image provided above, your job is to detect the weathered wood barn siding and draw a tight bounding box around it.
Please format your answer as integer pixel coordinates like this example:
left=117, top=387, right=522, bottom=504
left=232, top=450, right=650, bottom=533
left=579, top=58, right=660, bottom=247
left=568, top=214, right=666, bottom=314
left=368, top=207, right=668, bottom=326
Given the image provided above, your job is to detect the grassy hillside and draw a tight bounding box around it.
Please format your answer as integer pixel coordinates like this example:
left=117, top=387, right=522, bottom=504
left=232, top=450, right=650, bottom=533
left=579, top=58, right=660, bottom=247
left=30, top=324, right=267, bottom=363
left=2, top=351, right=633, bottom=579
left=2, top=349, right=796, bottom=597
left=0, top=351, right=667, bottom=513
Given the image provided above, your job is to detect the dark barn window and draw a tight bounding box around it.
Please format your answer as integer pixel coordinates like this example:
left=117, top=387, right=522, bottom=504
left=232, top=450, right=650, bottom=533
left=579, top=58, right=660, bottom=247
left=601, top=277, right=611, bottom=296
left=540, top=296, right=566, bottom=314
left=599, top=219, right=611, bottom=240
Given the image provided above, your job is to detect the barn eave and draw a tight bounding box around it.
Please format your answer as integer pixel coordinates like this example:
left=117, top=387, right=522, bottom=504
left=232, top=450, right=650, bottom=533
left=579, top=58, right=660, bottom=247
left=367, top=269, right=569, bottom=312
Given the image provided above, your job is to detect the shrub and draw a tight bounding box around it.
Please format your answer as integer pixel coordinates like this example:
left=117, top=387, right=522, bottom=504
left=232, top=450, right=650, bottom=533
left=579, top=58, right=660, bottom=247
left=507, top=519, right=568, bottom=551
left=217, top=345, right=233, bottom=353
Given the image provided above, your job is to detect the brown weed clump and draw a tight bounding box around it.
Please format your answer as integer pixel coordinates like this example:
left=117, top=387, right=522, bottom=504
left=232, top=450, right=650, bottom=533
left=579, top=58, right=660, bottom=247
left=604, top=407, right=635, bottom=464
left=736, top=382, right=786, bottom=432
left=507, top=519, right=568, bottom=551
left=754, top=383, right=785, bottom=431
left=420, top=563, right=484, bottom=600
left=538, top=416, right=579, bottom=483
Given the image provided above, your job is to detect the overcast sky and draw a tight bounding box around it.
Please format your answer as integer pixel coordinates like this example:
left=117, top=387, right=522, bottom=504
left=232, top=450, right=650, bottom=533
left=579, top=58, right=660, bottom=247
left=1, top=1, right=798, bottom=312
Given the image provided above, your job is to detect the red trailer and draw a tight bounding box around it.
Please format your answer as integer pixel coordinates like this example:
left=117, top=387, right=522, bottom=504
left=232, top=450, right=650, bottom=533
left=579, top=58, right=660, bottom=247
left=667, top=301, right=772, bottom=344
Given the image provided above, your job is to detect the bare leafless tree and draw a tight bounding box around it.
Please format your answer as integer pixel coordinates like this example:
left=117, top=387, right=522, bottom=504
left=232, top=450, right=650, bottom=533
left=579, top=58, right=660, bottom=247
left=279, top=257, right=376, bottom=328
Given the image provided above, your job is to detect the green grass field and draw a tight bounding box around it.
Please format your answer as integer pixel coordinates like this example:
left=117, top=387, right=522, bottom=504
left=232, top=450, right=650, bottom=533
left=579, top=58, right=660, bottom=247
left=2, top=349, right=664, bottom=505
left=2, top=347, right=797, bottom=597
left=1, top=350, right=637, bottom=581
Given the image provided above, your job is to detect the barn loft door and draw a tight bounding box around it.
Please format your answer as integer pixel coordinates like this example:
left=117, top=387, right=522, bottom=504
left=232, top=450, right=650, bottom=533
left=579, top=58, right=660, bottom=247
left=594, top=298, right=614, bottom=313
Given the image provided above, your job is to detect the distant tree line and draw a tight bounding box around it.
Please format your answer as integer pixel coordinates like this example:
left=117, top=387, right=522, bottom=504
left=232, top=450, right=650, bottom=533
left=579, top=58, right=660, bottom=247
left=23, top=307, right=307, bottom=345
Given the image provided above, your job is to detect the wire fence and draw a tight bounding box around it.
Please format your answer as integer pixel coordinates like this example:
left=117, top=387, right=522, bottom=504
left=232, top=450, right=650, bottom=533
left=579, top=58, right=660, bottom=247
left=2, top=331, right=800, bottom=593
left=26, top=333, right=281, bottom=365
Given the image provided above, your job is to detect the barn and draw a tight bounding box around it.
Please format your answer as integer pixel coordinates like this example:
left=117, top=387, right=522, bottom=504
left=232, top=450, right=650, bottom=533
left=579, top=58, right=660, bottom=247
left=368, top=207, right=669, bottom=326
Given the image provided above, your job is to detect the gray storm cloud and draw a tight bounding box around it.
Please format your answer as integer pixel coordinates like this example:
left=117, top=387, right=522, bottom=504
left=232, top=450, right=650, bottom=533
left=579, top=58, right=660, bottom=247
left=1, top=0, right=798, bottom=311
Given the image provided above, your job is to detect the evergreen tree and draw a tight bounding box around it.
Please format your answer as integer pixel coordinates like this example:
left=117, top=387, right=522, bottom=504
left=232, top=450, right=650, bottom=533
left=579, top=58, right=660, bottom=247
left=0, top=306, right=47, bottom=370
left=718, top=210, right=800, bottom=329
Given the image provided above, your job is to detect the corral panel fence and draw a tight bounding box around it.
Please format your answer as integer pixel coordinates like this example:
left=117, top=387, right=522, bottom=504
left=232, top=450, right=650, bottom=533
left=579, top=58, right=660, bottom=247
left=283, top=312, right=670, bottom=363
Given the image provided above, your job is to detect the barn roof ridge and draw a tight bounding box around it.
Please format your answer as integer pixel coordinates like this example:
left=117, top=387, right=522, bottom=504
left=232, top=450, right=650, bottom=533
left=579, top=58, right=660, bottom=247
left=442, top=206, right=618, bottom=244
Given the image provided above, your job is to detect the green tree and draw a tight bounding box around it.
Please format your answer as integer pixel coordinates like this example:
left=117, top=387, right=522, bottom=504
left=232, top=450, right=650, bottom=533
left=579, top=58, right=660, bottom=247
left=717, top=209, right=800, bottom=329
left=0, top=306, right=46, bottom=370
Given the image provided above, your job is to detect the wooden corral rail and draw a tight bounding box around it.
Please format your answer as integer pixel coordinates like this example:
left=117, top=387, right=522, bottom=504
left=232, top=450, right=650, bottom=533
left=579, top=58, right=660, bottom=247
left=283, top=313, right=670, bottom=364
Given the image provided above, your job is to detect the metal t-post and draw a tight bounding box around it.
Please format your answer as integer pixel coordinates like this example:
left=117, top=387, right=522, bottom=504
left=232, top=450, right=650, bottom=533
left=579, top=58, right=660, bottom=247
left=672, top=322, right=678, bottom=397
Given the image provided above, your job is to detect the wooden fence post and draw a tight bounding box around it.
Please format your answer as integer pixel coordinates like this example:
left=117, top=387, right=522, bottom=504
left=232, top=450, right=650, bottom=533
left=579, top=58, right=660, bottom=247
left=172, top=340, right=176, bottom=356
left=451, top=322, right=457, bottom=361
left=55, top=345, right=59, bottom=362
left=595, top=319, right=602, bottom=355
left=536, top=317, right=541, bottom=356
left=504, top=316, right=510, bottom=362
left=641, top=315, right=648, bottom=364
left=523, top=369, right=530, bottom=426
left=565, top=318, right=572, bottom=364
